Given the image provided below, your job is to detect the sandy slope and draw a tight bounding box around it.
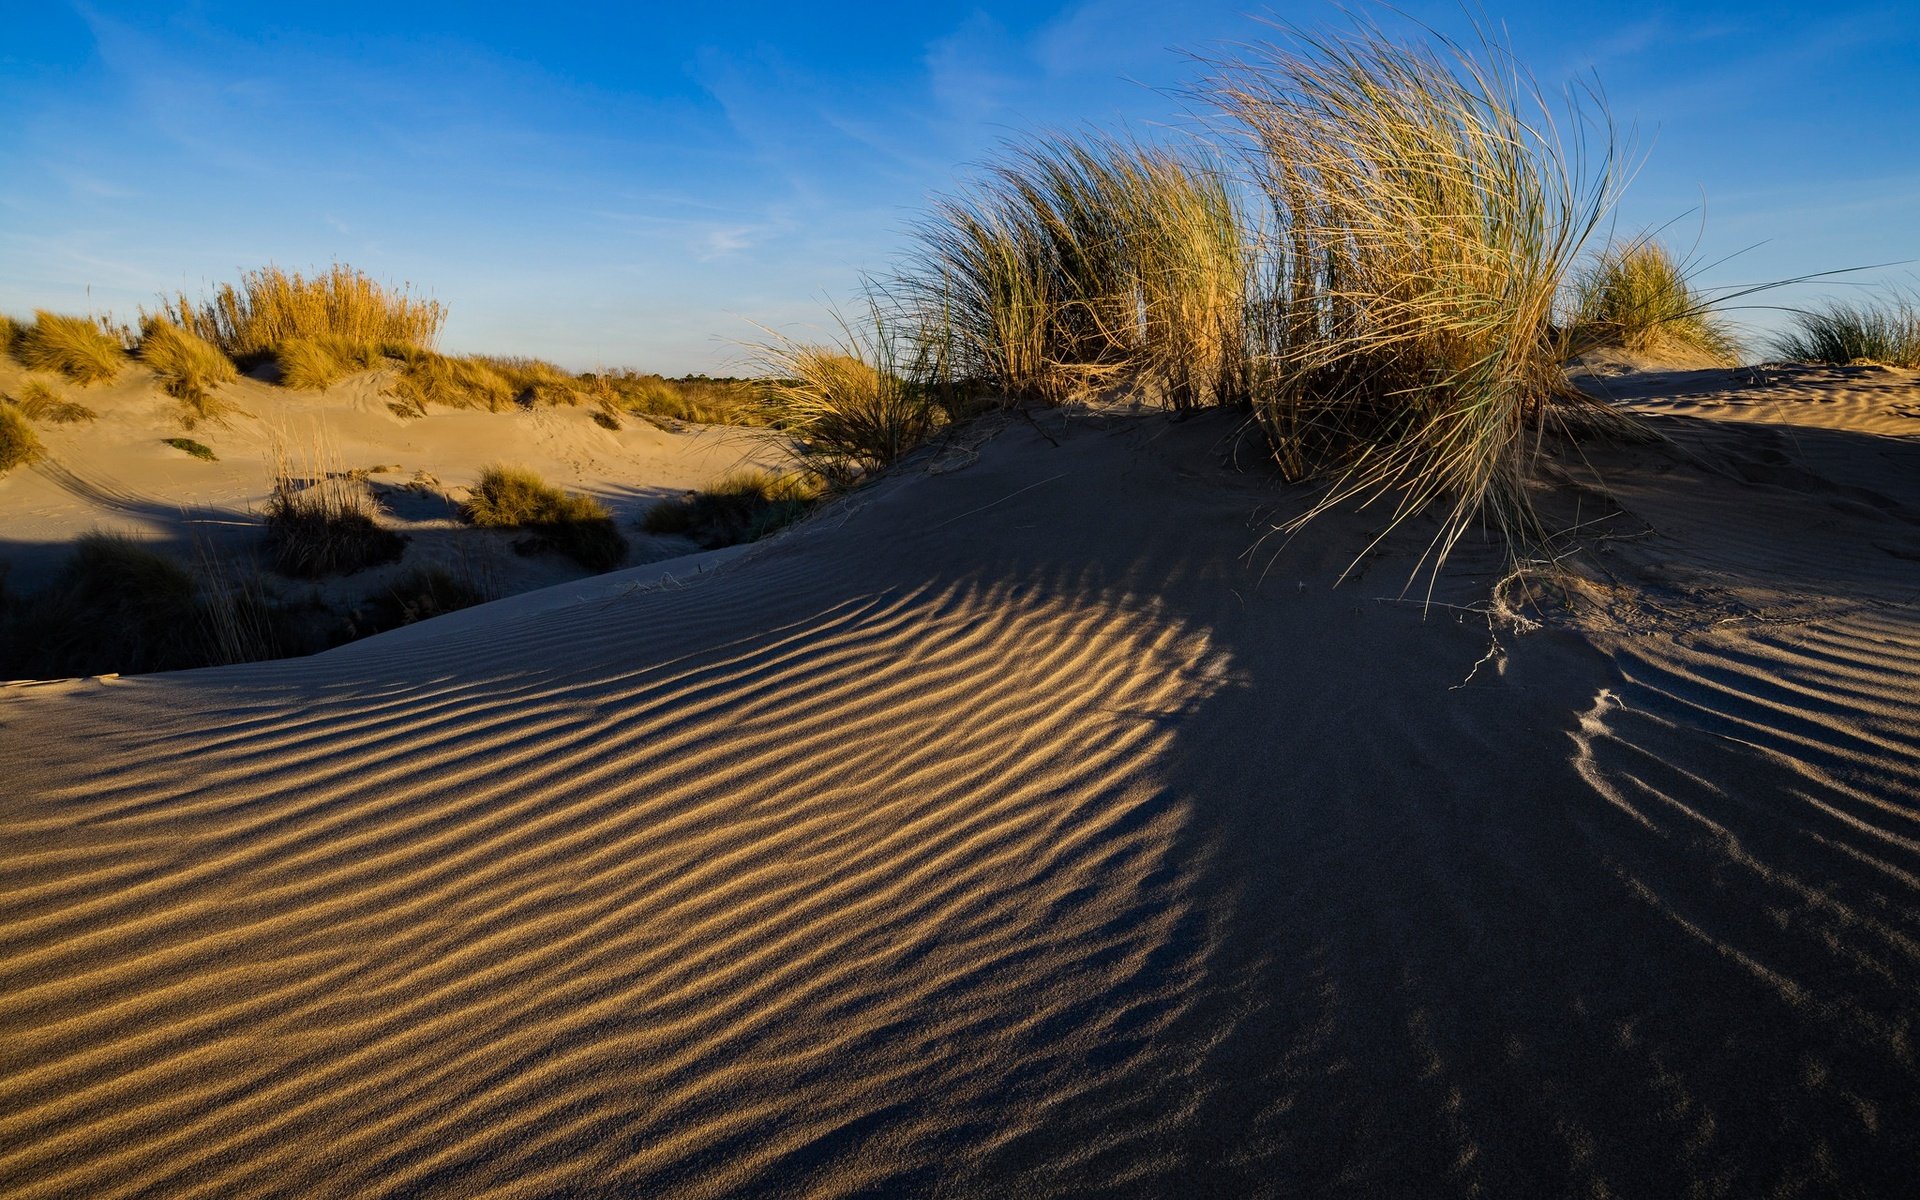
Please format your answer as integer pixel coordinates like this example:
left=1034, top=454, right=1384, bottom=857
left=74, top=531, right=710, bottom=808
left=0, top=360, right=783, bottom=600
left=2, top=368, right=1918, bottom=1197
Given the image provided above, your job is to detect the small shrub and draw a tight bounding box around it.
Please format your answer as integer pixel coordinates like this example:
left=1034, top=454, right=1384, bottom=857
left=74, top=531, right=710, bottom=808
left=464, top=465, right=626, bottom=571
left=643, top=470, right=820, bottom=548
left=263, top=470, right=405, bottom=578
left=0, top=406, right=41, bottom=473
left=0, top=533, right=201, bottom=678
left=1568, top=241, right=1738, bottom=362
left=139, top=319, right=239, bottom=413
left=13, top=311, right=127, bottom=384
left=7, top=377, right=97, bottom=423
left=1771, top=297, right=1920, bottom=368
left=153, top=263, right=446, bottom=359
left=163, top=437, right=218, bottom=461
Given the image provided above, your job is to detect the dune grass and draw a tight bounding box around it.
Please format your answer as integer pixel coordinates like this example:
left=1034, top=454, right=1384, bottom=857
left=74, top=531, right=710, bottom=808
left=1201, top=17, right=1632, bottom=570
left=0, top=405, right=42, bottom=473
left=163, top=437, right=218, bottom=461
left=754, top=314, right=945, bottom=485
left=643, top=469, right=821, bottom=548
left=139, top=319, right=240, bottom=421
left=464, top=465, right=626, bottom=571
left=1568, top=240, right=1739, bottom=362
left=899, top=135, right=1254, bottom=409
left=156, top=263, right=445, bottom=360
left=7, top=377, right=98, bottom=424
left=0, top=533, right=201, bottom=678
left=1771, top=296, right=1920, bottom=368
left=12, top=311, right=128, bottom=384
left=263, top=460, right=405, bottom=578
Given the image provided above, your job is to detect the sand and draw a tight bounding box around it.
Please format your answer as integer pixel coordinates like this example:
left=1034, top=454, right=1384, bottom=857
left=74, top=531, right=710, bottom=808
left=0, top=359, right=785, bottom=604
left=2, top=363, right=1917, bottom=1197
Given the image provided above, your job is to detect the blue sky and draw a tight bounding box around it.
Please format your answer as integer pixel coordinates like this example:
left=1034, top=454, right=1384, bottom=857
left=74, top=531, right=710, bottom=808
left=3, top=2, right=1915, bottom=373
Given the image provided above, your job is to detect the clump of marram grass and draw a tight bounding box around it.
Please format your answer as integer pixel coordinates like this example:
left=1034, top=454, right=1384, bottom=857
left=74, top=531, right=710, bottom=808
left=7, top=377, right=97, bottom=424
left=1, top=405, right=42, bottom=473
left=1568, top=240, right=1738, bottom=362
left=754, top=313, right=944, bottom=485
left=0, top=533, right=202, bottom=678
left=464, top=465, right=627, bottom=571
left=898, top=134, right=1254, bottom=408
left=1205, top=14, right=1631, bottom=570
left=138, top=318, right=240, bottom=423
left=366, top=567, right=486, bottom=628
left=272, top=335, right=390, bottom=390
left=163, top=437, right=218, bottom=461
left=385, top=350, right=517, bottom=414
left=263, top=454, right=405, bottom=578
left=643, top=469, right=822, bottom=548
left=12, top=311, right=128, bottom=384
left=587, top=371, right=768, bottom=425
left=1771, top=296, right=1920, bottom=368
left=155, top=263, right=445, bottom=359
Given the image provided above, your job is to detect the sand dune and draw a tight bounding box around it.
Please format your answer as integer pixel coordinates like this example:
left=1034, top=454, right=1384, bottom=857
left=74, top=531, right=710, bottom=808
left=3, top=371, right=1918, bottom=1196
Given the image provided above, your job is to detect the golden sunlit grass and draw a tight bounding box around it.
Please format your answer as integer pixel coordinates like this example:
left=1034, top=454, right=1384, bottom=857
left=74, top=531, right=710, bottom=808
left=900, top=135, right=1253, bottom=408
left=1772, top=295, right=1920, bottom=367
left=7, top=376, right=98, bottom=424
left=1569, top=240, right=1738, bottom=362
left=754, top=318, right=943, bottom=485
left=12, top=311, right=128, bottom=384
left=464, top=465, right=627, bottom=571
left=0, top=404, right=42, bottom=473
left=642, top=469, right=821, bottom=548
left=157, top=263, right=445, bottom=359
left=1206, top=16, right=1631, bottom=571
left=139, top=319, right=240, bottom=422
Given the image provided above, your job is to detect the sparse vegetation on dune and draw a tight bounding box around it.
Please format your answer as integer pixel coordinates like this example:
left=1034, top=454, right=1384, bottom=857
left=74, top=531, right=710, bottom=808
left=138, top=318, right=239, bottom=421
left=755, top=317, right=944, bottom=485
left=0, top=405, right=42, bottom=473
left=11, top=311, right=128, bottom=384
left=1569, top=240, right=1739, bottom=362
left=0, top=533, right=202, bottom=677
left=263, top=463, right=406, bottom=578
left=7, top=377, right=97, bottom=424
left=157, top=263, right=446, bottom=360
left=1772, top=296, right=1920, bottom=368
left=163, top=437, right=218, bottom=461
left=643, top=469, right=821, bottom=548
left=464, top=465, right=627, bottom=571
left=897, top=134, right=1254, bottom=409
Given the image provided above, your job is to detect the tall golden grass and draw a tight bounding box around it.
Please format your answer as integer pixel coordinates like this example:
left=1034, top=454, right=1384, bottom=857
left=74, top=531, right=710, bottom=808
left=7, top=377, right=97, bottom=424
left=1568, top=240, right=1739, bottom=362
left=138, top=319, right=239, bottom=420
left=0, top=404, right=41, bottom=473
left=12, top=311, right=128, bottom=384
left=156, top=263, right=445, bottom=358
left=753, top=312, right=944, bottom=485
left=899, top=136, right=1253, bottom=408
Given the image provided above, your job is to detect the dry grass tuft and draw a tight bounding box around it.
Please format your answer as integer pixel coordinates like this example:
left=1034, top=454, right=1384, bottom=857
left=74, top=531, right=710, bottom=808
left=156, top=263, right=445, bottom=359
left=139, top=318, right=240, bottom=421
left=273, top=336, right=388, bottom=390
left=755, top=313, right=944, bottom=485
left=464, top=465, right=627, bottom=571
left=7, top=377, right=97, bottom=424
left=1569, top=240, right=1738, bottom=362
left=263, top=444, right=405, bottom=577
left=642, top=469, right=821, bottom=548
left=13, top=311, right=128, bottom=384
left=0, top=405, right=42, bottom=473
left=1205, top=14, right=1630, bottom=572
left=1772, top=296, right=1920, bottom=368
left=898, top=134, right=1254, bottom=408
